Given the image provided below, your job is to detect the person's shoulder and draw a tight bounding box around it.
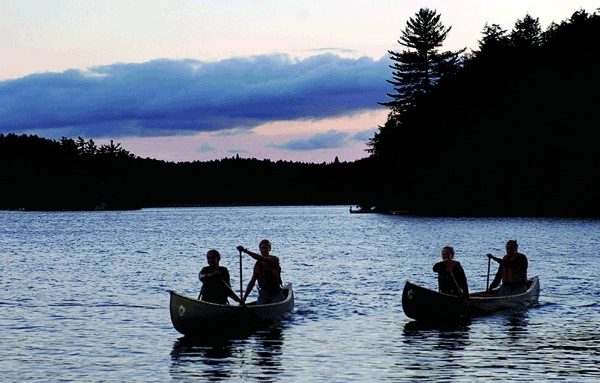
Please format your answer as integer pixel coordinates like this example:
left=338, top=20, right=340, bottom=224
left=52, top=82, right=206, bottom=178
left=261, top=255, right=279, bottom=263
left=219, top=266, right=229, bottom=272
left=200, top=266, right=211, bottom=272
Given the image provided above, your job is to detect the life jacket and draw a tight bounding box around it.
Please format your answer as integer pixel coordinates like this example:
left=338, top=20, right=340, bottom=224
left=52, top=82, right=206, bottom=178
left=254, top=259, right=282, bottom=292
left=501, top=253, right=527, bottom=284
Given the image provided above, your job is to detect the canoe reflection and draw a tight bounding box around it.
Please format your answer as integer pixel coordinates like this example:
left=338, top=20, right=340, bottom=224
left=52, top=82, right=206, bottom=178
left=403, top=321, right=471, bottom=352
left=169, top=326, right=285, bottom=381
left=504, top=310, right=530, bottom=342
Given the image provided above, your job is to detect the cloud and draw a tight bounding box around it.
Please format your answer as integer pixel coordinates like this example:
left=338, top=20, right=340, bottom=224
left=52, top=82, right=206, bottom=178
left=195, top=142, right=215, bottom=154
left=273, top=129, right=351, bottom=151
left=0, top=53, right=390, bottom=139
left=351, top=128, right=378, bottom=142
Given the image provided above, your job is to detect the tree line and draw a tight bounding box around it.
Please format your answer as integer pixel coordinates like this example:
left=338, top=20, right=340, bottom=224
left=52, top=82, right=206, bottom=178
left=1, top=7, right=599, bottom=216
left=0, top=133, right=374, bottom=210
left=369, top=7, right=600, bottom=217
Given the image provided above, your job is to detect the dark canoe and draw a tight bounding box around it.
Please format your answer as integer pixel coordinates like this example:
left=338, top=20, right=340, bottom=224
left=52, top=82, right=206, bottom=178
left=402, top=276, right=540, bottom=323
left=169, top=283, right=294, bottom=336
left=349, top=206, right=376, bottom=214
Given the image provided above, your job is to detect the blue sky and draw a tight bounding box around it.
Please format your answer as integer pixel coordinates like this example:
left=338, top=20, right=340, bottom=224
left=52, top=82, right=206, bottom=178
left=1, top=1, right=596, bottom=163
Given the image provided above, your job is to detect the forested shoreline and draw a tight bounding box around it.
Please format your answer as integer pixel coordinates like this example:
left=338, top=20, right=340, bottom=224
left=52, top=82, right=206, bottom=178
left=0, top=133, right=376, bottom=211
left=2, top=8, right=599, bottom=217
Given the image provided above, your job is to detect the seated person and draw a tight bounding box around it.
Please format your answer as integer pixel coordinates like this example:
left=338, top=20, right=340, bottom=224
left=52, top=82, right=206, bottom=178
left=198, top=249, right=242, bottom=305
left=487, top=239, right=528, bottom=296
left=237, top=240, right=284, bottom=304
left=433, top=246, right=469, bottom=297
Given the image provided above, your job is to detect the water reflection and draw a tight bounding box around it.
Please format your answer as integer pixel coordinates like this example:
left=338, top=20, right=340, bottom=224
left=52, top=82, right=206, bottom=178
left=503, top=311, right=530, bottom=343
left=403, top=321, right=471, bottom=352
left=398, top=321, right=472, bottom=380
left=248, top=327, right=285, bottom=375
left=169, top=325, right=286, bottom=381
left=170, top=334, right=241, bottom=361
left=170, top=334, right=246, bottom=381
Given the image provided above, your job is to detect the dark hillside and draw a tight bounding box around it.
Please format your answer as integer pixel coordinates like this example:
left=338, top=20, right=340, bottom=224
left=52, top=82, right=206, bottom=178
left=0, top=134, right=376, bottom=211
left=371, top=10, right=600, bottom=217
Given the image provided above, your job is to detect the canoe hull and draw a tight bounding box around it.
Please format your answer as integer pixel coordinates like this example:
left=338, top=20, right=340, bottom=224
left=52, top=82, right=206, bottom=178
left=402, top=280, right=468, bottom=323
left=402, top=276, right=540, bottom=322
left=468, top=276, right=540, bottom=316
left=169, top=283, right=294, bottom=336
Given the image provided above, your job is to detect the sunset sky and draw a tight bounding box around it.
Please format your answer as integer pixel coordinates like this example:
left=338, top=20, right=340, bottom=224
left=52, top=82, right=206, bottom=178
left=1, top=1, right=596, bottom=163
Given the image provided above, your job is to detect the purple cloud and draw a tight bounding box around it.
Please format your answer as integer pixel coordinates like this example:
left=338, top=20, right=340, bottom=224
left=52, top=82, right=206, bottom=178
left=0, top=54, right=389, bottom=139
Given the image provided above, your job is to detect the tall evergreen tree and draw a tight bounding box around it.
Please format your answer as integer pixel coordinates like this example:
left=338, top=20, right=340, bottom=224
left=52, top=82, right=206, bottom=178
left=478, top=23, right=510, bottom=52
left=370, top=8, right=463, bottom=159
left=379, top=8, right=463, bottom=116
left=510, top=14, right=543, bottom=48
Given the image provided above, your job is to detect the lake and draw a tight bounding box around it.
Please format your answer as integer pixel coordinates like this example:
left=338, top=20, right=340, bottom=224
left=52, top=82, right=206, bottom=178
left=1, top=206, right=599, bottom=382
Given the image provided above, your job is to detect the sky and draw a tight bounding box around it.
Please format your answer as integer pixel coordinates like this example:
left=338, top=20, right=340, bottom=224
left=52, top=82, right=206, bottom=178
left=1, top=1, right=597, bottom=163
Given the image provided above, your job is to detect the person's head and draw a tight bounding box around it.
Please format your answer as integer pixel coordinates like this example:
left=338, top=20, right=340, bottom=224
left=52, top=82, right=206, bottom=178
left=506, top=239, right=518, bottom=254
left=206, top=249, right=220, bottom=267
left=441, top=246, right=454, bottom=261
left=259, top=239, right=271, bottom=255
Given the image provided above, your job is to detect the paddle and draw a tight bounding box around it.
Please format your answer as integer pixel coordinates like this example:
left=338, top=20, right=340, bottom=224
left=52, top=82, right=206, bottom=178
left=486, top=256, right=491, bottom=291
left=448, top=270, right=463, bottom=297
left=448, top=270, right=470, bottom=316
left=220, top=278, right=243, bottom=305
left=239, top=249, right=243, bottom=300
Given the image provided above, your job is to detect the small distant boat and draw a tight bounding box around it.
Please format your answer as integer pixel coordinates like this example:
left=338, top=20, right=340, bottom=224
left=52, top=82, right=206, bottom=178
left=402, top=276, right=540, bottom=323
left=169, top=283, right=294, bottom=336
left=349, top=206, right=376, bottom=214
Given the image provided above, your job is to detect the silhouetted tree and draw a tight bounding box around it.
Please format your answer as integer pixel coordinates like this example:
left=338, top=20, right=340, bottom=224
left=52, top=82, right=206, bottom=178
left=76, top=136, right=98, bottom=155
left=510, top=14, right=543, bottom=48
left=99, top=140, right=133, bottom=158
left=478, top=23, right=510, bottom=53
left=379, top=8, right=464, bottom=115
left=371, top=8, right=464, bottom=161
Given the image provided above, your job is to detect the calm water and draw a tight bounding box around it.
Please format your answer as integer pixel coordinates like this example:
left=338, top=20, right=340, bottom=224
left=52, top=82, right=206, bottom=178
left=1, top=206, right=599, bottom=382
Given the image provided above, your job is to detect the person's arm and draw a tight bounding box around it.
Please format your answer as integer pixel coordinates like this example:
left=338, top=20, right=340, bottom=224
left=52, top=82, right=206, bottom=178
left=433, top=262, right=444, bottom=273
left=490, top=253, right=527, bottom=274
left=243, top=274, right=257, bottom=302
left=198, top=267, right=210, bottom=299
left=238, top=245, right=279, bottom=265
left=199, top=266, right=218, bottom=282
left=488, top=266, right=502, bottom=290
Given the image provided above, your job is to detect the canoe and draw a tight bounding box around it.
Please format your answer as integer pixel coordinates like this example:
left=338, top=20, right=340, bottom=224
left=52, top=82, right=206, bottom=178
left=169, top=283, right=294, bottom=336
left=402, top=276, right=540, bottom=322
left=349, top=206, right=376, bottom=214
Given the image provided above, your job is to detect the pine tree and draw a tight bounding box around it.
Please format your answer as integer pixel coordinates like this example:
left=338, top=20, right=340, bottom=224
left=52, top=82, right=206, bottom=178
left=379, top=8, right=464, bottom=116
left=510, top=14, right=543, bottom=48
